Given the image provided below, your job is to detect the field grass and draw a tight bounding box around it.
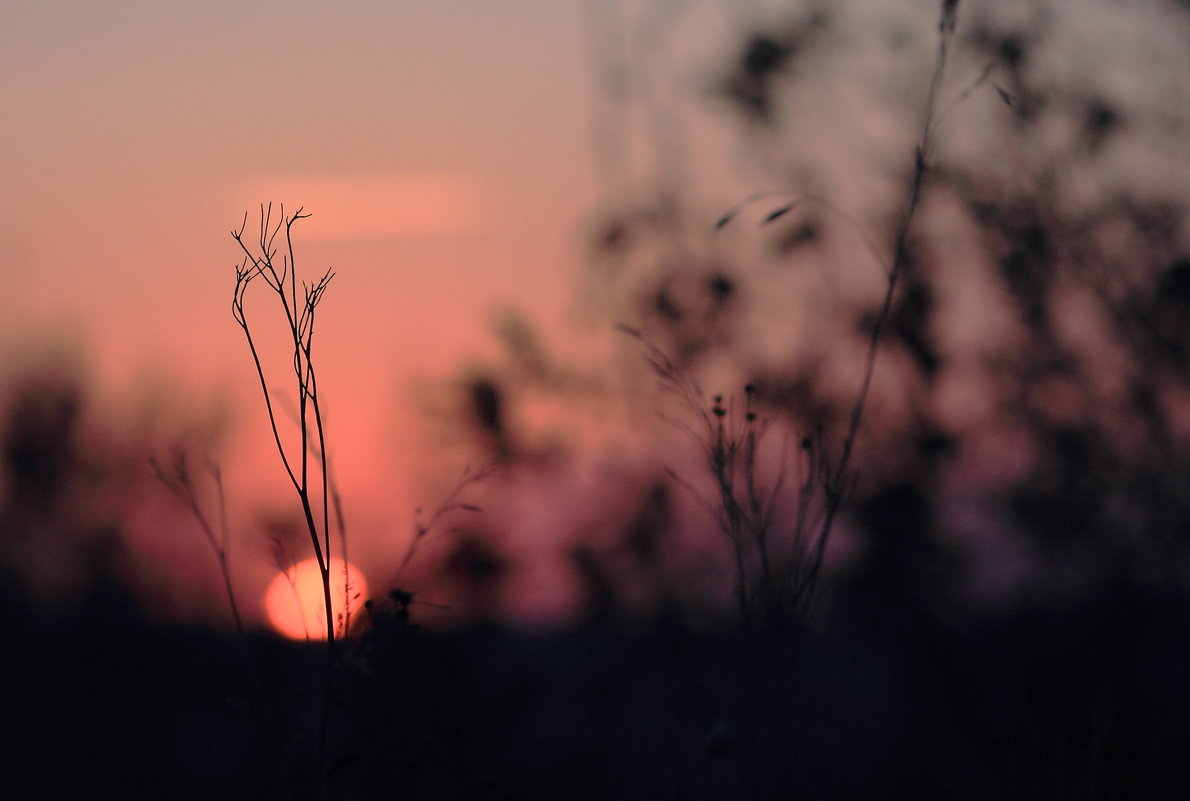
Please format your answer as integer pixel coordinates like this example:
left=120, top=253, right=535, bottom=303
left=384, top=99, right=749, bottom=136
left=3, top=1, right=1189, bottom=798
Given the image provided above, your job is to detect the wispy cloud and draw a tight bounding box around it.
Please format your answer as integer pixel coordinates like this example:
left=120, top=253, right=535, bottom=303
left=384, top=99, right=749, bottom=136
left=233, top=171, right=487, bottom=240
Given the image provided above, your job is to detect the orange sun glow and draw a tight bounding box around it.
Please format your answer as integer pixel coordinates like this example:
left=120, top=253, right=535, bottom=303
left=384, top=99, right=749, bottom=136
left=263, top=557, right=369, bottom=640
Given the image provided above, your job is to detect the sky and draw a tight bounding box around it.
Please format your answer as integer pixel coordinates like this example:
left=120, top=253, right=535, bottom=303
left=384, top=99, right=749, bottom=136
left=1, top=0, right=594, bottom=394
left=0, top=0, right=793, bottom=628
left=3, top=0, right=1187, bottom=630
left=2, top=9, right=601, bottom=469
left=0, top=0, right=613, bottom=622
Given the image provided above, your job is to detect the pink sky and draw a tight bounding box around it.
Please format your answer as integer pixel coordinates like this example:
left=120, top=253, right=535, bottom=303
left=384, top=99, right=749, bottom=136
left=4, top=0, right=1186, bottom=629
left=2, top=11, right=595, bottom=458
left=0, top=0, right=608, bottom=624
left=1, top=0, right=797, bottom=629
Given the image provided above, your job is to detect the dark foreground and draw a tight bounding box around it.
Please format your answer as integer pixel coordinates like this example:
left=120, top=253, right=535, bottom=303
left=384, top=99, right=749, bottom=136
left=3, top=574, right=1188, bottom=801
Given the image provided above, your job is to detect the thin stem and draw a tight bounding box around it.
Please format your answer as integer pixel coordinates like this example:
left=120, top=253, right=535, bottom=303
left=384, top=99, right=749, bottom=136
left=150, top=455, right=260, bottom=690
left=232, top=205, right=335, bottom=647
left=803, top=1, right=961, bottom=616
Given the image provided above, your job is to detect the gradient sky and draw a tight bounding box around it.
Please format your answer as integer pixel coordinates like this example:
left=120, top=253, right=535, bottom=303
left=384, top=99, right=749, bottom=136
left=2, top=1, right=599, bottom=497
left=4, top=0, right=1186, bottom=627
left=0, top=0, right=782, bottom=620
left=0, top=0, right=615, bottom=621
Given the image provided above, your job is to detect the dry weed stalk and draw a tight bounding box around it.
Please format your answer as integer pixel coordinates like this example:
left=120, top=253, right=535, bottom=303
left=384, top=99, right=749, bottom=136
left=231, top=203, right=338, bottom=645
left=393, top=461, right=494, bottom=585
left=621, top=0, right=966, bottom=629
left=617, top=325, right=828, bottom=628
left=275, top=391, right=354, bottom=636
left=150, top=452, right=243, bottom=633
left=806, top=0, right=962, bottom=610
left=150, top=452, right=264, bottom=692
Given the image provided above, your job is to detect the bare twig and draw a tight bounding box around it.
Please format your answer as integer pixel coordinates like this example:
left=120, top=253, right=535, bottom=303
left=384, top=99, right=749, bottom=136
left=231, top=204, right=339, bottom=789
left=619, top=1, right=966, bottom=628
left=151, top=454, right=244, bottom=634
left=231, top=203, right=337, bottom=646
left=802, top=0, right=964, bottom=616
left=393, top=461, right=495, bottom=584
left=150, top=453, right=262, bottom=689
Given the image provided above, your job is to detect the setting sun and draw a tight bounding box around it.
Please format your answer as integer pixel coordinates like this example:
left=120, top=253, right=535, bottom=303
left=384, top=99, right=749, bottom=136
left=263, top=557, right=369, bottom=640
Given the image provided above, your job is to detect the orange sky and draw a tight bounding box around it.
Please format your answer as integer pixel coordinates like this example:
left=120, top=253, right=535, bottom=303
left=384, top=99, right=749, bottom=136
left=0, top=0, right=800, bottom=629
left=4, top=0, right=1185, bottom=630
left=2, top=11, right=597, bottom=462
left=0, top=1, right=609, bottom=625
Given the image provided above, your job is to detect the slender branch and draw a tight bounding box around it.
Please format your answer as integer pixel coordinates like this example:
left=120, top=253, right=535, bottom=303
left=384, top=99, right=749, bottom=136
left=802, top=0, right=962, bottom=615
left=617, top=2, right=966, bottom=629
left=232, top=205, right=336, bottom=645
left=149, top=454, right=261, bottom=692
left=393, top=463, right=494, bottom=584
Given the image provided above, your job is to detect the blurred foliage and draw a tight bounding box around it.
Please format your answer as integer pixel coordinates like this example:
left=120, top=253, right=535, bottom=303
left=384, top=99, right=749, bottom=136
left=0, top=348, right=234, bottom=611
left=439, top=0, right=1190, bottom=629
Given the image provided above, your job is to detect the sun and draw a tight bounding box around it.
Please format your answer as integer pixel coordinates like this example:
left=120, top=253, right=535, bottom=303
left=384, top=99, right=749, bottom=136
left=263, top=557, right=369, bottom=640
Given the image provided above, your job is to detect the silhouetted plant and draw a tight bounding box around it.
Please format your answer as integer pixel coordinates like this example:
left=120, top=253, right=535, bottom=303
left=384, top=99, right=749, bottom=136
left=150, top=451, right=267, bottom=695
left=392, top=460, right=494, bottom=586
left=149, top=453, right=242, bottom=634
left=231, top=203, right=337, bottom=645
left=618, top=325, right=818, bottom=628
left=275, top=390, right=355, bottom=636
left=2, top=375, right=81, bottom=512
left=230, top=203, right=345, bottom=793
left=615, top=0, right=964, bottom=632
left=270, top=531, right=312, bottom=640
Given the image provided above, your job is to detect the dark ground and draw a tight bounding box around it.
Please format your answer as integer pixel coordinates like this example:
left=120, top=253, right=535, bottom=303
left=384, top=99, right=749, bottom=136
left=3, top=570, right=1189, bottom=801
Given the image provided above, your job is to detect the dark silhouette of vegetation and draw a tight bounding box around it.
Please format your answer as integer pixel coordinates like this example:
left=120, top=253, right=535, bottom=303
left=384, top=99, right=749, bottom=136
left=232, top=203, right=338, bottom=646
left=3, top=0, right=1190, bottom=798
left=150, top=454, right=243, bottom=636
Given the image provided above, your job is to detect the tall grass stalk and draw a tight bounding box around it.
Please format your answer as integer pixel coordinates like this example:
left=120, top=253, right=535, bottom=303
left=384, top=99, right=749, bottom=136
left=232, top=203, right=337, bottom=646
left=276, top=391, right=354, bottom=637
left=151, top=452, right=265, bottom=695
left=232, top=204, right=343, bottom=794
left=802, top=0, right=962, bottom=617
left=392, top=461, right=494, bottom=585
left=622, top=0, right=964, bottom=629
left=151, top=453, right=244, bottom=635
